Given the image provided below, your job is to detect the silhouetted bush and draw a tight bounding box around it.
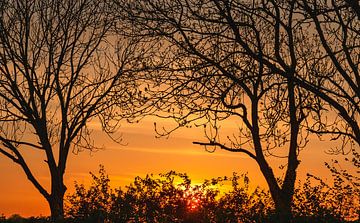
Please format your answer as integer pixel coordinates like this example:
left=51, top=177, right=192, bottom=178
left=3, top=157, right=358, bottom=223
left=292, top=149, right=360, bottom=223
left=66, top=165, right=112, bottom=222
left=66, top=167, right=273, bottom=222
left=65, top=164, right=359, bottom=223
left=0, top=215, right=50, bottom=223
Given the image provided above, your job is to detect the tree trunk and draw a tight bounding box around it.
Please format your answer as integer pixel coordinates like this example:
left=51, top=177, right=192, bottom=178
left=48, top=193, right=65, bottom=222
left=257, top=160, right=295, bottom=223
left=256, top=163, right=292, bottom=222
left=47, top=176, right=67, bottom=222
left=272, top=191, right=293, bottom=223
left=263, top=176, right=293, bottom=222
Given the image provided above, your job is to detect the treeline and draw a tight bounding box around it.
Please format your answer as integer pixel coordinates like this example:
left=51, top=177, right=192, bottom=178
left=2, top=162, right=358, bottom=223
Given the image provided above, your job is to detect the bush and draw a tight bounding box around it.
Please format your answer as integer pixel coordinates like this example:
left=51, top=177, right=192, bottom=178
left=293, top=149, right=359, bottom=222
left=3, top=151, right=360, bottom=223
left=66, top=165, right=112, bottom=222
left=0, top=215, right=50, bottom=223
left=65, top=159, right=359, bottom=222
left=66, top=168, right=272, bottom=222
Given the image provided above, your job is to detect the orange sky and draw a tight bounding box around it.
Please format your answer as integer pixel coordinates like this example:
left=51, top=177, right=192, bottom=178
left=0, top=117, right=353, bottom=217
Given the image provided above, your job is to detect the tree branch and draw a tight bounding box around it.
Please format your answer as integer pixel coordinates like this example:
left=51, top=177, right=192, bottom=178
left=0, top=143, right=49, bottom=199
left=193, top=141, right=257, bottom=161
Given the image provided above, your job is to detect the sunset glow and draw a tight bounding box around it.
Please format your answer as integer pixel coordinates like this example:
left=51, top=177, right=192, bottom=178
left=0, top=118, right=350, bottom=217
left=0, top=0, right=358, bottom=222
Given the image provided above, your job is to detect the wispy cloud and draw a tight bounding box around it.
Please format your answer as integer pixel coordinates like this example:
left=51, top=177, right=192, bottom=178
left=108, top=146, right=248, bottom=159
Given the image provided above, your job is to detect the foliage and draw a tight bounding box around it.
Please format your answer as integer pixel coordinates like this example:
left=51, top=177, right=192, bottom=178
left=66, top=166, right=273, bottom=223
left=214, top=174, right=273, bottom=223
left=65, top=165, right=359, bottom=223
left=292, top=150, right=359, bottom=222
left=66, top=165, right=112, bottom=222
left=1, top=162, right=358, bottom=223
left=0, top=215, right=50, bottom=223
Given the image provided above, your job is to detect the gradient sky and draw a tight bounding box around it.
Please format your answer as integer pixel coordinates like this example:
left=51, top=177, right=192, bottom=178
left=0, top=117, right=353, bottom=217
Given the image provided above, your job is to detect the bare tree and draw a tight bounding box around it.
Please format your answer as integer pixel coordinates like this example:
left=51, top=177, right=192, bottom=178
left=114, top=0, right=322, bottom=221
left=114, top=0, right=359, bottom=221
left=0, top=0, right=140, bottom=220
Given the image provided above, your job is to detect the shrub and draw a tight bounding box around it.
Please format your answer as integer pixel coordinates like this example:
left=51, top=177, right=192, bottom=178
left=66, top=165, right=112, bottom=222
left=66, top=168, right=272, bottom=222
left=66, top=162, right=359, bottom=223
left=293, top=149, right=359, bottom=222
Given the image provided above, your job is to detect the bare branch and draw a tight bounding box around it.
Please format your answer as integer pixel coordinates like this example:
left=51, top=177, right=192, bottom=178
left=193, top=141, right=257, bottom=161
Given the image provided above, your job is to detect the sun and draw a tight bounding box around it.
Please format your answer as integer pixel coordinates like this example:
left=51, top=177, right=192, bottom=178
left=183, top=188, right=202, bottom=211
left=188, top=197, right=201, bottom=211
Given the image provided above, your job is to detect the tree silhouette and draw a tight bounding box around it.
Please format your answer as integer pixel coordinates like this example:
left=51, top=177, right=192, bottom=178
left=298, top=0, right=359, bottom=151
left=113, top=0, right=359, bottom=221
left=0, top=0, right=140, bottom=220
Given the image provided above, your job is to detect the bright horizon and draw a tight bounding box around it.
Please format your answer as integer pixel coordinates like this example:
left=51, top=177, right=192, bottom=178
left=0, top=117, right=348, bottom=218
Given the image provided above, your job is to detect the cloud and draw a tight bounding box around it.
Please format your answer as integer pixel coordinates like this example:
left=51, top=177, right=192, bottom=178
left=108, top=146, right=248, bottom=159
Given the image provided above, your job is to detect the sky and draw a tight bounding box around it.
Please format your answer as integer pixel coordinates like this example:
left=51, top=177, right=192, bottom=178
left=0, top=117, right=354, bottom=217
